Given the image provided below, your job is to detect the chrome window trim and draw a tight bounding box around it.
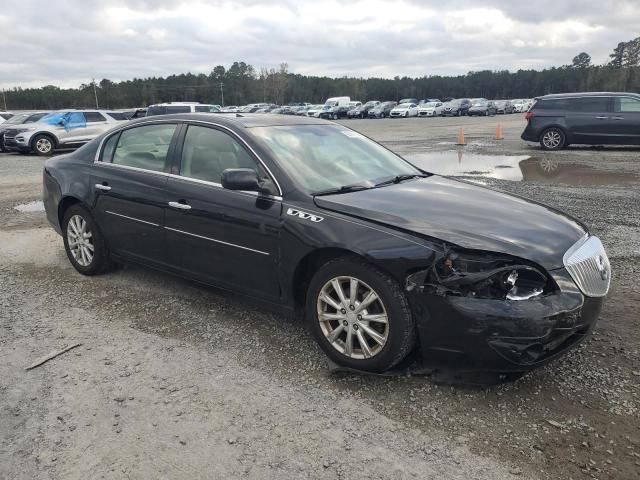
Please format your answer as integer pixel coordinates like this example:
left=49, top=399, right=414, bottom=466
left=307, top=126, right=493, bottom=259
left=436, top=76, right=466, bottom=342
left=105, top=210, right=159, bottom=227
left=93, top=118, right=283, bottom=197
left=164, top=226, right=270, bottom=256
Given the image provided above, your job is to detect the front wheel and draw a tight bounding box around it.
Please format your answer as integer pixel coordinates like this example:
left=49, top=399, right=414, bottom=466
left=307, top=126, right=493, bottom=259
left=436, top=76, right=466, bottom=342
left=32, top=134, right=55, bottom=156
left=306, top=257, right=415, bottom=372
left=63, top=204, right=115, bottom=275
left=540, top=127, right=567, bottom=151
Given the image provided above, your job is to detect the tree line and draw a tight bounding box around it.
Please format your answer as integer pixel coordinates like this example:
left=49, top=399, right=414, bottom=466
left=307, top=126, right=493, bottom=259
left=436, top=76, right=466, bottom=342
left=3, top=37, right=640, bottom=111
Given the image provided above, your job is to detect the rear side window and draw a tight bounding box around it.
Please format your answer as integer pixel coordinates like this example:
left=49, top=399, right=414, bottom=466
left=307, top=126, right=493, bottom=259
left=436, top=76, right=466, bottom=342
left=146, top=106, right=166, bottom=116
left=195, top=105, right=220, bottom=113
left=84, top=112, right=107, bottom=122
left=106, top=112, right=128, bottom=120
left=111, top=124, right=177, bottom=172
left=615, top=97, right=640, bottom=113
left=567, top=97, right=610, bottom=113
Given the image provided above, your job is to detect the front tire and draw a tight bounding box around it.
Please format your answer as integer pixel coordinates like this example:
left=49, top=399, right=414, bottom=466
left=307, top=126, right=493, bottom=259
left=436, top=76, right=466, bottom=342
left=540, top=127, right=567, bottom=151
left=62, top=204, right=114, bottom=275
left=306, top=257, right=415, bottom=373
left=32, top=134, right=55, bottom=156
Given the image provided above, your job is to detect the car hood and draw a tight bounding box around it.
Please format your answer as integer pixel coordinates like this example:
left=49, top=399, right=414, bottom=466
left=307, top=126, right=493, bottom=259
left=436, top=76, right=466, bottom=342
left=313, top=176, right=586, bottom=270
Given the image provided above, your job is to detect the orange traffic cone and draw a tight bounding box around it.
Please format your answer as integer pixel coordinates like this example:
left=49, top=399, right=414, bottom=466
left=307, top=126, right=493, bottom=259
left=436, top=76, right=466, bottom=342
left=456, top=128, right=466, bottom=145
left=495, top=123, right=504, bottom=140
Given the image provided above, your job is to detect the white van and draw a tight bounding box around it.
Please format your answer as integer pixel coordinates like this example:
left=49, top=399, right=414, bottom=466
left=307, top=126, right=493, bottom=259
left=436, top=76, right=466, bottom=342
left=321, top=97, right=351, bottom=119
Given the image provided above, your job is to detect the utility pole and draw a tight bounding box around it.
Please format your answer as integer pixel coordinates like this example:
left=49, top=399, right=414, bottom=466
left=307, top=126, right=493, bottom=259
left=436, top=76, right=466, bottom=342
left=219, top=82, right=224, bottom=107
left=1, top=89, right=7, bottom=111
left=92, top=78, right=99, bottom=109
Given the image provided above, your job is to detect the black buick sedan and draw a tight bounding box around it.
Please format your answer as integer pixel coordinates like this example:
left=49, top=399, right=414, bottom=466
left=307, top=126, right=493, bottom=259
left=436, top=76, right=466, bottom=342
left=43, top=114, right=611, bottom=377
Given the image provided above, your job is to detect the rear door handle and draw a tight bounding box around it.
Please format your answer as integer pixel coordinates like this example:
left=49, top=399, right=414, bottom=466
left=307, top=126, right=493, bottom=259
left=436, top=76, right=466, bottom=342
left=594, top=116, right=608, bottom=119
left=168, top=201, right=192, bottom=210
left=612, top=116, right=625, bottom=120
left=95, top=183, right=111, bottom=191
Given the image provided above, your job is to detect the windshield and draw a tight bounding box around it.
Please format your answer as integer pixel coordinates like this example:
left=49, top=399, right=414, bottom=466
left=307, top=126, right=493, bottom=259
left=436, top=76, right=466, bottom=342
left=422, top=102, right=437, bottom=108
left=3, top=113, right=30, bottom=124
left=397, top=103, right=412, bottom=108
left=250, top=125, right=421, bottom=193
left=472, top=101, right=488, bottom=107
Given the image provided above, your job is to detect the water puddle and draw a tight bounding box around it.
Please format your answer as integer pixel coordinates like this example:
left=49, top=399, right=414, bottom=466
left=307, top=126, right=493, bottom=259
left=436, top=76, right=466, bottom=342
left=14, top=200, right=45, bottom=213
left=403, top=151, right=639, bottom=186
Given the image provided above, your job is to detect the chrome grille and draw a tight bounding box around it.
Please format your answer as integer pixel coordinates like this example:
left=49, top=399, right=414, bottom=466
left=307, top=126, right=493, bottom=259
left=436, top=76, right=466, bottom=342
left=563, top=236, right=611, bottom=297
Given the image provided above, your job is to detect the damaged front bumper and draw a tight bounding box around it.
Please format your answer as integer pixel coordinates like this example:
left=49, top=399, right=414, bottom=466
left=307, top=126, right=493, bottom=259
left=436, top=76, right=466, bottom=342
left=406, top=267, right=603, bottom=373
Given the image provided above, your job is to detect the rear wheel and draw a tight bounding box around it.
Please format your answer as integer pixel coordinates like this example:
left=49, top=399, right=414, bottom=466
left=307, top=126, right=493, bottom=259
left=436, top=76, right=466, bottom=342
left=540, top=127, right=567, bottom=151
left=62, top=204, right=114, bottom=275
left=306, top=257, right=415, bottom=372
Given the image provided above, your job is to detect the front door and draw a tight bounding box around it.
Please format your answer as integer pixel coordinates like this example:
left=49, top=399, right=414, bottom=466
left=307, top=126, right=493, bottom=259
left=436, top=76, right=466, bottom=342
left=91, top=122, right=180, bottom=265
left=163, top=124, right=281, bottom=301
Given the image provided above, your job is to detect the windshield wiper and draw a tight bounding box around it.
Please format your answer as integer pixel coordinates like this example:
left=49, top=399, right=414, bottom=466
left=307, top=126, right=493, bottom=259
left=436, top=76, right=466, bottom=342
left=312, top=183, right=373, bottom=196
left=374, top=173, right=427, bottom=187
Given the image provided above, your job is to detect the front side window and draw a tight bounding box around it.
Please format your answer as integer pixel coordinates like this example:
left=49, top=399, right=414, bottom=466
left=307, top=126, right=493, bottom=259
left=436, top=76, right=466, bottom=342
left=250, top=124, right=421, bottom=193
left=615, top=97, right=640, bottom=113
left=111, top=124, right=177, bottom=172
left=180, top=125, right=261, bottom=184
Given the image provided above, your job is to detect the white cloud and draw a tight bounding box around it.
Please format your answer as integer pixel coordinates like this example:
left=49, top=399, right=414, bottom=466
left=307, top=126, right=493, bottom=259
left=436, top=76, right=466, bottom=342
left=0, top=0, right=637, bottom=88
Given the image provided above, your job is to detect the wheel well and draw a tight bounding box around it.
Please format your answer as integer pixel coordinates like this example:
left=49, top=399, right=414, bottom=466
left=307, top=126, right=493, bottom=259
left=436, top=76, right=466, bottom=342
left=31, top=132, right=58, bottom=150
left=292, top=248, right=364, bottom=314
left=58, top=196, right=82, bottom=227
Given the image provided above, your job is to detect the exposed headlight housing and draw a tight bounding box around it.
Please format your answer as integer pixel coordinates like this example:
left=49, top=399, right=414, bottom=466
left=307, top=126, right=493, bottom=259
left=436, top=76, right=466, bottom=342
left=410, top=250, right=553, bottom=301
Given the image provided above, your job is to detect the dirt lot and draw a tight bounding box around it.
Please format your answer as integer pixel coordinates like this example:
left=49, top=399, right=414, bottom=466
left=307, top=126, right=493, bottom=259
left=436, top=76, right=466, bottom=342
left=1, top=115, right=639, bottom=479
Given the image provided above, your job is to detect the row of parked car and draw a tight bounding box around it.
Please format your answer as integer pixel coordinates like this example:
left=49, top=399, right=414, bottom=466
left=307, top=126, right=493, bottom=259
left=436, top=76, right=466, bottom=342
left=0, top=97, right=534, bottom=156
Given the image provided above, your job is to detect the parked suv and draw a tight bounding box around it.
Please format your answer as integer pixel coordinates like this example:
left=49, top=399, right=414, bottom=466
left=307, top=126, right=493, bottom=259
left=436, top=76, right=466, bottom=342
left=441, top=99, right=471, bottom=116
left=0, top=111, right=50, bottom=152
left=3, top=110, right=128, bottom=156
left=521, top=92, right=640, bottom=150
left=146, top=102, right=221, bottom=116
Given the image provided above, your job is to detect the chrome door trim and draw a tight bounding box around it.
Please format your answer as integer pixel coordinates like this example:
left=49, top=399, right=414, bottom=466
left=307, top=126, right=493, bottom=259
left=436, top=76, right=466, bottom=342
left=164, top=226, right=270, bottom=256
left=93, top=118, right=283, bottom=196
left=95, top=184, right=112, bottom=191
left=105, top=210, right=159, bottom=227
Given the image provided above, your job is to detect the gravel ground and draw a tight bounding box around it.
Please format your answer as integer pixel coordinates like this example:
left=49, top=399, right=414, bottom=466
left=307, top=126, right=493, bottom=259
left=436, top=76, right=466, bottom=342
left=1, top=115, right=639, bottom=479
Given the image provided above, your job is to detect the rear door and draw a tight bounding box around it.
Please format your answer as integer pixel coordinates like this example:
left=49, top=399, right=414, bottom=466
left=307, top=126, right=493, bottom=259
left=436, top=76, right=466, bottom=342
left=163, top=123, right=282, bottom=301
left=565, top=96, right=613, bottom=143
left=610, top=96, right=640, bottom=145
left=91, top=122, right=180, bottom=265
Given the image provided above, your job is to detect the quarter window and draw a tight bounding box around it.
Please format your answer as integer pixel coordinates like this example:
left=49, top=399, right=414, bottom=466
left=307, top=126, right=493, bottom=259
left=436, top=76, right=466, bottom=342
left=111, top=124, right=177, bottom=172
left=180, top=125, right=261, bottom=184
left=101, top=133, right=119, bottom=163
left=84, top=112, right=107, bottom=122
left=615, top=97, right=640, bottom=113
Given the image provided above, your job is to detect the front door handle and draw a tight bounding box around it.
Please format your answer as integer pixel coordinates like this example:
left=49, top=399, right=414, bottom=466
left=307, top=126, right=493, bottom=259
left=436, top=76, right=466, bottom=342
left=612, top=116, right=625, bottom=120
left=95, top=183, right=111, bottom=191
left=594, top=116, right=608, bottom=119
left=168, top=201, right=192, bottom=210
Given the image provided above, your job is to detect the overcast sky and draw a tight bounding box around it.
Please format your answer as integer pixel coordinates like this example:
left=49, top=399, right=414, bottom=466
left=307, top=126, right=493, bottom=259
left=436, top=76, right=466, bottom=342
left=1, top=0, right=638, bottom=88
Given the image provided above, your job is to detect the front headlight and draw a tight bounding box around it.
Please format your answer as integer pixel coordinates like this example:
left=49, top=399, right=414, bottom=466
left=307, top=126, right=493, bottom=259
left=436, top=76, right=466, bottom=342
left=15, top=127, right=36, bottom=133
left=420, top=250, right=552, bottom=301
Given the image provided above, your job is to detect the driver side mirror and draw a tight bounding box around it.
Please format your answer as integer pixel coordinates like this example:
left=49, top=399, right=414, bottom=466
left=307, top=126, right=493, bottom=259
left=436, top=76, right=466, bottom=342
left=221, top=168, right=276, bottom=196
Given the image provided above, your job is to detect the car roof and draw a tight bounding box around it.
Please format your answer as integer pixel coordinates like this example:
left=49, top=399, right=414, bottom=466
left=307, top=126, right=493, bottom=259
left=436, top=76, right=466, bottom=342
left=538, top=92, right=640, bottom=99
left=128, top=113, right=331, bottom=128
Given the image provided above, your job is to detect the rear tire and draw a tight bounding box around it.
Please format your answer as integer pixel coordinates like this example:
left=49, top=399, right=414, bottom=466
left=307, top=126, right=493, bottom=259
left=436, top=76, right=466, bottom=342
left=306, top=257, right=415, bottom=373
left=62, top=204, right=115, bottom=275
left=540, top=127, right=567, bottom=151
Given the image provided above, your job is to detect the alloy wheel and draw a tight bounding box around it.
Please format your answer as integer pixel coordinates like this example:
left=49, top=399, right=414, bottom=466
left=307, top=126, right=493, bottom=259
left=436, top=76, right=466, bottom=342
left=67, top=214, right=94, bottom=266
left=317, top=276, right=389, bottom=359
left=36, top=138, right=52, bottom=154
left=542, top=130, right=563, bottom=149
